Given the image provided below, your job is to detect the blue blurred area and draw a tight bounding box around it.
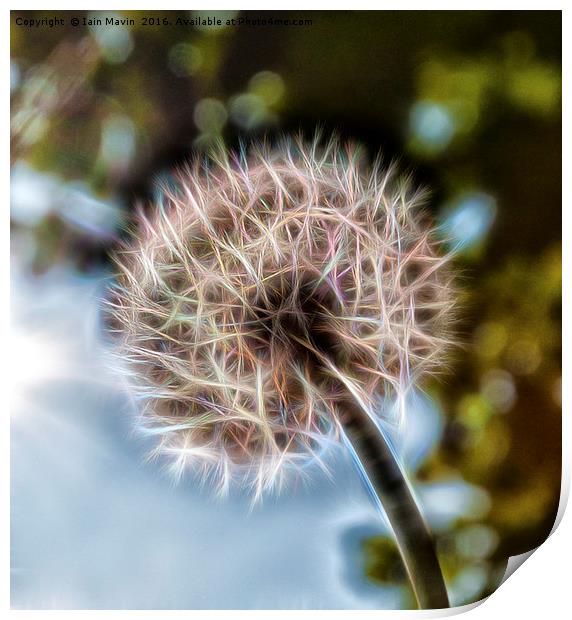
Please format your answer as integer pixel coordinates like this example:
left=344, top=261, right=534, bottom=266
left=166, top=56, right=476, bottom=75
left=440, top=193, right=497, bottom=253
left=409, top=101, right=456, bottom=153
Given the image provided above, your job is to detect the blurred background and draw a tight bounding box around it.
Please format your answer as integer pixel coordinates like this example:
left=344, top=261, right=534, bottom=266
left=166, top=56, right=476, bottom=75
left=10, top=10, right=561, bottom=609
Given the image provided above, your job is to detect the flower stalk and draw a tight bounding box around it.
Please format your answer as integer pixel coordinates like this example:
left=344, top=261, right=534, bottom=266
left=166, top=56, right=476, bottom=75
left=340, top=396, right=449, bottom=608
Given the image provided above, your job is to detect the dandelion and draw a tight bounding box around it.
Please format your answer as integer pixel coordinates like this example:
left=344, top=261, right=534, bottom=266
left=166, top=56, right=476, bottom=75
left=106, top=135, right=456, bottom=608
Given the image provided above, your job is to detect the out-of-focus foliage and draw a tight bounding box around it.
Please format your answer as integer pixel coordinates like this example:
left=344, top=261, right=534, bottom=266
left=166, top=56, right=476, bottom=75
left=11, top=10, right=561, bottom=608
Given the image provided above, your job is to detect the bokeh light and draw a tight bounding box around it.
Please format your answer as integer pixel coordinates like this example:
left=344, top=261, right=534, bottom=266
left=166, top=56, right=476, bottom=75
left=88, top=11, right=134, bottom=64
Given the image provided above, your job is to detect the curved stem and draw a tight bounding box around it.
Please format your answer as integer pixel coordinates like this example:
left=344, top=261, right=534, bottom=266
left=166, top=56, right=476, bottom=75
left=338, top=398, right=449, bottom=609
left=296, top=325, right=449, bottom=608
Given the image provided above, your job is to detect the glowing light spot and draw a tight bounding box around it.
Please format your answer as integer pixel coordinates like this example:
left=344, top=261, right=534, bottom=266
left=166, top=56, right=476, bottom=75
left=229, top=93, right=271, bottom=130
left=11, top=161, right=60, bottom=226
left=193, top=98, right=227, bottom=134
left=506, top=63, right=561, bottom=117
left=419, top=480, right=492, bottom=530
left=248, top=71, right=285, bottom=106
left=457, top=393, right=493, bottom=428
left=480, top=369, right=516, bottom=413
left=440, top=193, right=497, bottom=251
left=100, top=115, right=136, bottom=170
left=455, top=524, right=499, bottom=561
left=168, top=43, right=203, bottom=77
left=506, top=338, right=542, bottom=375
left=409, top=101, right=455, bottom=152
left=474, top=322, right=508, bottom=359
left=450, top=564, right=489, bottom=606
left=89, top=12, right=134, bottom=64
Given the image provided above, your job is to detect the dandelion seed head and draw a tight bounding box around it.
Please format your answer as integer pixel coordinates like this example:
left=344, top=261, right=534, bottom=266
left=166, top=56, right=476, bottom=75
left=107, top=136, right=456, bottom=498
